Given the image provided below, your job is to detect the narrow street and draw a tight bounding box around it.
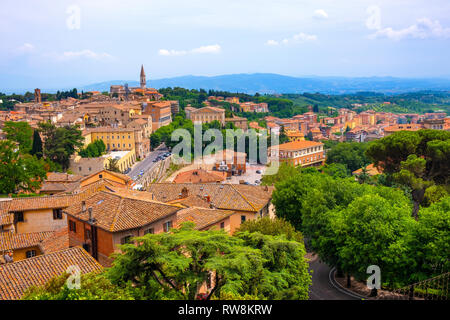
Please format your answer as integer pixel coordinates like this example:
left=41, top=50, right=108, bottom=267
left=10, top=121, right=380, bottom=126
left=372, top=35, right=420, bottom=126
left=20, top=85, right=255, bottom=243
left=127, top=145, right=168, bottom=180
left=308, top=259, right=358, bottom=300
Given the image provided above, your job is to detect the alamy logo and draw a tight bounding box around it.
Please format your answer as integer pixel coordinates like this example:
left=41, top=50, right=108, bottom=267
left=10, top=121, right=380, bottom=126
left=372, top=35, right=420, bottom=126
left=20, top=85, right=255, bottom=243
left=66, top=265, right=81, bottom=290
left=66, top=5, right=81, bottom=30
left=366, top=265, right=381, bottom=289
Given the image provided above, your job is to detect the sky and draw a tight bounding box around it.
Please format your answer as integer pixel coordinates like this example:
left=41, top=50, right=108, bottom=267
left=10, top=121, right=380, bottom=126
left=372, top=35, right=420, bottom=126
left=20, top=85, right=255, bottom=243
left=1, top=0, right=450, bottom=91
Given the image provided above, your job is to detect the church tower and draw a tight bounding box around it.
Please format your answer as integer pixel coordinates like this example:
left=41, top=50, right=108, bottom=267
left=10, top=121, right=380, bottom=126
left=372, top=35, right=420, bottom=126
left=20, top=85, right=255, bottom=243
left=140, top=65, right=146, bottom=89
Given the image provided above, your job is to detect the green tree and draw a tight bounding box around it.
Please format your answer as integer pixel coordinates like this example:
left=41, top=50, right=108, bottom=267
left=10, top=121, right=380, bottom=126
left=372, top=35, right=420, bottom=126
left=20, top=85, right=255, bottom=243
left=22, top=272, right=135, bottom=300
left=0, top=140, right=46, bottom=194
left=30, top=130, right=43, bottom=159
left=393, top=154, right=434, bottom=219
left=337, top=194, right=413, bottom=295
left=3, top=121, right=33, bottom=154
left=386, top=197, right=450, bottom=288
left=106, top=158, right=121, bottom=173
left=79, top=140, right=106, bottom=158
left=237, top=216, right=303, bottom=242
left=38, top=122, right=84, bottom=171
left=366, top=130, right=450, bottom=184
left=325, top=142, right=370, bottom=173
left=107, top=222, right=311, bottom=300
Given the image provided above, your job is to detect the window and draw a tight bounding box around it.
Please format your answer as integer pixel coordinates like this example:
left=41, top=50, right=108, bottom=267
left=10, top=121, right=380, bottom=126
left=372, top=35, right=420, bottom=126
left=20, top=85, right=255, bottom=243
left=15, top=211, right=24, bottom=222
left=26, top=250, right=36, bottom=259
left=163, top=221, right=173, bottom=232
left=220, top=222, right=225, bottom=229
left=85, top=229, right=91, bottom=240
left=121, top=235, right=132, bottom=245
left=69, top=220, right=77, bottom=232
left=53, top=208, right=63, bottom=220
left=241, top=215, right=246, bottom=224
left=144, top=228, right=154, bottom=235
left=99, top=174, right=103, bottom=179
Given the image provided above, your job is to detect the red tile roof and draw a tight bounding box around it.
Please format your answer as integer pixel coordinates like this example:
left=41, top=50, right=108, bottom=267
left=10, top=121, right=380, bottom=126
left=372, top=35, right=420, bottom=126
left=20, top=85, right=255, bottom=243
left=0, top=231, right=54, bottom=251
left=176, top=207, right=234, bottom=230
left=64, top=190, right=181, bottom=232
left=0, top=247, right=102, bottom=300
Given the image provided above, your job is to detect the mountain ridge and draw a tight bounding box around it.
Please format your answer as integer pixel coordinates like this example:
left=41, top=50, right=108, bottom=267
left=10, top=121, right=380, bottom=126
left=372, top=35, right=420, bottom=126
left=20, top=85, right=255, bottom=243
left=79, top=73, right=450, bottom=95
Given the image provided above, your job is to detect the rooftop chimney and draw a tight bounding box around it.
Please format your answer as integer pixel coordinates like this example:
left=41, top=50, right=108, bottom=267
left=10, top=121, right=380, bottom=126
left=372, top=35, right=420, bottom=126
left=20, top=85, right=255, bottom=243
left=88, top=207, right=94, bottom=223
left=181, top=187, right=188, bottom=198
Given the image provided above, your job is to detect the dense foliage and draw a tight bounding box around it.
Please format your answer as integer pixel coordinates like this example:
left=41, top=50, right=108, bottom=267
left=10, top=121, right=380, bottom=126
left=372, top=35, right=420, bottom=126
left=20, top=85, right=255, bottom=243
left=237, top=216, right=303, bottom=242
left=78, top=140, right=106, bottom=158
left=38, top=122, right=84, bottom=170
left=0, top=140, right=46, bottom=194
left=2, top=121, right=34, bottom=154
left=325, top=141, right=371, bottom=173
left=22, top=222, right=311, bottom=300
left=269, top=153, right=449, bottom=290
left=366, top=129, right=450, bottom=218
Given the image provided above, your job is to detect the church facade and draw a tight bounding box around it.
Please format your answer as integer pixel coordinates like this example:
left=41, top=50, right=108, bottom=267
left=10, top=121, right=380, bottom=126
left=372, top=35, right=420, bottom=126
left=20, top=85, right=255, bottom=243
left=110, top=65, right=163, bottom=101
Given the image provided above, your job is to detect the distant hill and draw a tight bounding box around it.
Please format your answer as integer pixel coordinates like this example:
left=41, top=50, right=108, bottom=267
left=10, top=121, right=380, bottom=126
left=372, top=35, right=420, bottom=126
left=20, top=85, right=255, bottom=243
left=78, top=73, right=450, bottom=95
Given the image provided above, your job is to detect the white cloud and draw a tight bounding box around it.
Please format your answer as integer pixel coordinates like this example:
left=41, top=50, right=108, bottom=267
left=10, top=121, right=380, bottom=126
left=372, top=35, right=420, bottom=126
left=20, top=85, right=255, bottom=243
left=293, top=32, right=318, bottom=42
left=369, top=18, right=450, bottom=40
left=191, top=44, right=221, bottom=54
left=267, top=32, right=317, bottom=46
left=58, top=49, right=114, bottom=60
left=265, top=40, right=279, bottom=46
left=313, top=9, right=328, bottom=20
left=17, top=43, right=35, bottom=53
left=159, top=44, right=221, bottom=56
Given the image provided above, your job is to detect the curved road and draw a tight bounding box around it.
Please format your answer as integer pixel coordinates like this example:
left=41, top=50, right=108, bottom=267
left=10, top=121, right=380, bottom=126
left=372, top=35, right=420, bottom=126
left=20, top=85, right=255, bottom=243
left=308, top=259, right=358, bottom=300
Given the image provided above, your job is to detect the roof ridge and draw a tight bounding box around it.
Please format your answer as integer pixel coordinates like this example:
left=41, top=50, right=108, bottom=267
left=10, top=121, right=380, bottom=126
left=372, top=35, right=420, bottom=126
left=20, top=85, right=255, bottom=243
left=228, top=184, right=258, bottom=212
left=0, top=246, right=82, bottom=267
left=110, top=197, right=125, bottom=232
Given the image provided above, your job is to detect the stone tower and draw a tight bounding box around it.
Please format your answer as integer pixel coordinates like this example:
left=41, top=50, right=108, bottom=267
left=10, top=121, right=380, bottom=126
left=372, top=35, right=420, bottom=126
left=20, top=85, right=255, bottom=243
left=140, top=65, right=146, bottom=90
left=34, top=88, right=41, bottom=103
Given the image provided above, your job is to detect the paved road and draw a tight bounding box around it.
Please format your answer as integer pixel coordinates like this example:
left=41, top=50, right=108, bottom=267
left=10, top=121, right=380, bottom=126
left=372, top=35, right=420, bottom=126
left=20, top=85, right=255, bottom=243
left=127, top=146, right=168, bottom=180
left=309, top=259, right=358, bottom=300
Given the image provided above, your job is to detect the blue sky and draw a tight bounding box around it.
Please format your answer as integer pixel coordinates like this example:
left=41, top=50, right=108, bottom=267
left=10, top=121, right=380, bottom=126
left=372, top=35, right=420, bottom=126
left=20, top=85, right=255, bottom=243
left=1, top=0, right=450, bottom=91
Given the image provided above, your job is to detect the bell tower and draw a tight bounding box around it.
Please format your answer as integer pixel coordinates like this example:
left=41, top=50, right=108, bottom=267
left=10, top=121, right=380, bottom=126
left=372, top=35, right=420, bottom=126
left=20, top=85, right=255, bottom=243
left=140, top=65, right=146, bottom=90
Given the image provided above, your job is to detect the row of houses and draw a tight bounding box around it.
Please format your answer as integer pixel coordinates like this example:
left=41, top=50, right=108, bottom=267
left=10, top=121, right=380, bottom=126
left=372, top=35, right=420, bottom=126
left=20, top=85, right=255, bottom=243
left=0, top=170, right=274, bottom=299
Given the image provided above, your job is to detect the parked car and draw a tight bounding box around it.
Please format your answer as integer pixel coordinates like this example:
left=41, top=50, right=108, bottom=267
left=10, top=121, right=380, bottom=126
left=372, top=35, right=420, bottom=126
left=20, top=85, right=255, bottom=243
left=256, top=170, right=262, bottom=174
left=124, top=168, right=131, bottom=174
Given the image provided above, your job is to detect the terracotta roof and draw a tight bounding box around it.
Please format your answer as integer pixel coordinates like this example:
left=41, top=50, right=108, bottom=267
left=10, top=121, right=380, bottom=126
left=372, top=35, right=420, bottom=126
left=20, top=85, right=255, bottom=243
left=147, top=183, right=273, bottom=212
left=45, top=172, right=83, bottom=183
left=64, top=190, right=180, bottom=232
left=8, top=183, right=105, bottom=213
left=38, top=227, right=69, bottom=254
left=352, top=163, right=382, bottom=176
left=270, top=140, right=323, bottom=151
left=80, top=170, right=131, bottom=185
left=0, top=232, right=53, bottom=251
left=176, top=207, right=234, bottom=230
left=0, top=200, right=13, bottom=226
left=0, top=247, right=102, bottom=300
left=174, top=169, right=226, bottom=184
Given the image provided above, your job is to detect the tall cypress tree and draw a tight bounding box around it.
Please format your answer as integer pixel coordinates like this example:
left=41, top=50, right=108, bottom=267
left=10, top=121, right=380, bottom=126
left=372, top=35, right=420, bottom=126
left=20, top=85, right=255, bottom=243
left=30, top=130, right=43, bottom=159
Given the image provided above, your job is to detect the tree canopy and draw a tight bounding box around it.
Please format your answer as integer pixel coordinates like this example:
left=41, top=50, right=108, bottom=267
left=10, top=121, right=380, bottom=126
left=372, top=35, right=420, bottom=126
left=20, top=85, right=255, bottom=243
left=2, top=121, right=33, bottom=154
left=0, top=140, right=46, bottom=194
